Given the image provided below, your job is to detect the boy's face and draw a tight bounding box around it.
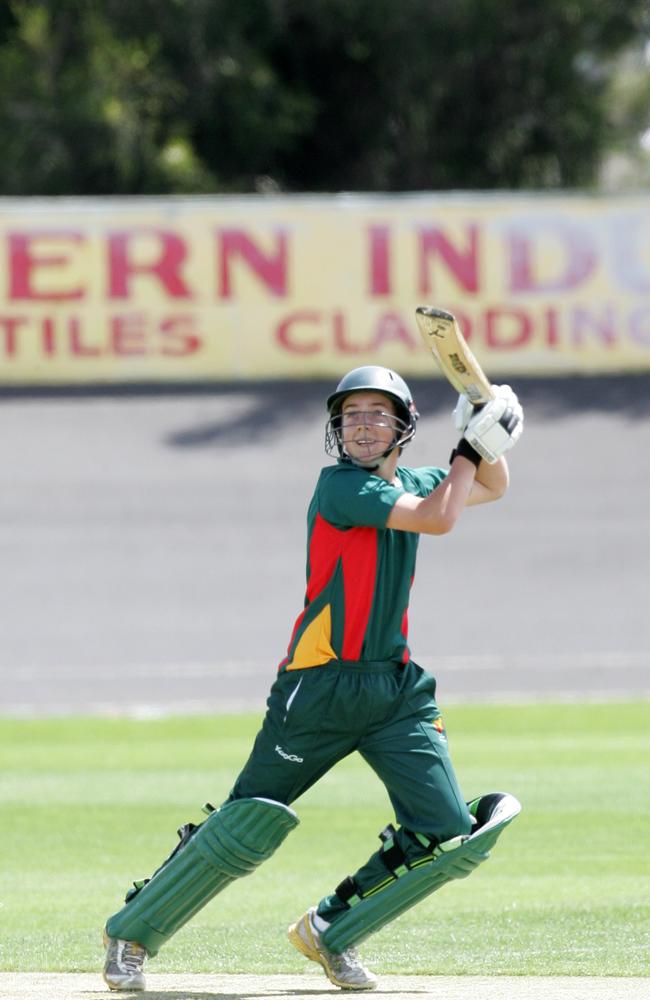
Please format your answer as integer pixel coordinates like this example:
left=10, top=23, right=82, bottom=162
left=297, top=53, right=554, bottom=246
left=339, top=391, right=399, bottom=465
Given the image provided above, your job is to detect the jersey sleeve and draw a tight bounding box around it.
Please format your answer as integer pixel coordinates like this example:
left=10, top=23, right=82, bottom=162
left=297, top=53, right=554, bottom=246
left=318, top=466, right=404, bottom=529
left=401, top=466, right=448, bottom=496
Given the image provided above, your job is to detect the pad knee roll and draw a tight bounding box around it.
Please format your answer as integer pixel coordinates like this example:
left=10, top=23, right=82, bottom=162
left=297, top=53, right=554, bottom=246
left=106, top=797, right=298, bottom=956
left=322, top=792, right=521, bottom=954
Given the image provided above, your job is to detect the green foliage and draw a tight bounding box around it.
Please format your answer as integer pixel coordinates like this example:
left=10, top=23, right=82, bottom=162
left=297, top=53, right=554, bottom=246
left=1, top=702, right=649, bottom=975
left=0, top=1, right=648, bottom=194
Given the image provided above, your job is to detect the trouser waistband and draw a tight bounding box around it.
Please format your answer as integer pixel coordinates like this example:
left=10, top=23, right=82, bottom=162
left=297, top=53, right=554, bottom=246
left=316, top=659, right=407, bottom=673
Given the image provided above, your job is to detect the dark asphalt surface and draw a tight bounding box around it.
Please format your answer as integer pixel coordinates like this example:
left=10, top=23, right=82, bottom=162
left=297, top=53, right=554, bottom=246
left=1, top=375, right=648, bottom=715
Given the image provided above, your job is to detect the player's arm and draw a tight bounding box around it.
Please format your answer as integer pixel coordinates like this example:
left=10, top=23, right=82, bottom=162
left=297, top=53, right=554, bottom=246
left=386, top=451, right=507, bottom=534
left=386, top=390, right=517, bottom=534
left=386, top=458, right=477, bottom=535
left=467, top=455, right=509, bottom=506
left=452, top=385, right=519, bottom=506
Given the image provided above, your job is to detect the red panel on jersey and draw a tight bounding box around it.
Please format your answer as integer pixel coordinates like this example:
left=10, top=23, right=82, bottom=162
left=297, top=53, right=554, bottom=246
left=284, top=513, right=379, bottom=664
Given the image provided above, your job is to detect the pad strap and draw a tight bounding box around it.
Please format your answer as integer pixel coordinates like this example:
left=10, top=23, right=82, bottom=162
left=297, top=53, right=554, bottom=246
left=335, top=875, right=361, bottom=905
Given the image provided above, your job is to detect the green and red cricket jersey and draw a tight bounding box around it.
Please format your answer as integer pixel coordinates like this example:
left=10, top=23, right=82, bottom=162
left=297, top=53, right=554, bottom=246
left=278, top=461, right=447, bottom=672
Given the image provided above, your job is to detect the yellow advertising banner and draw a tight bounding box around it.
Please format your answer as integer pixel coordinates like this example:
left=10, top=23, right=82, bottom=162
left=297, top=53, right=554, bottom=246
left=0, top=192, right=649, bottom=383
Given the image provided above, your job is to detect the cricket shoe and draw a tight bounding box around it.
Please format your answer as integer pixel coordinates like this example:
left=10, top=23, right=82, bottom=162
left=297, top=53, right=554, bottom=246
left=102, top=929, right=147, bottom=991
left=288, top=907, right=377, bottom=991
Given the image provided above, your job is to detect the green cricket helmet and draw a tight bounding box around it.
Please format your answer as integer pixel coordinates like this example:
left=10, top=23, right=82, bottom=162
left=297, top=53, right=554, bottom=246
left=325, top=365, right=419, bottom=468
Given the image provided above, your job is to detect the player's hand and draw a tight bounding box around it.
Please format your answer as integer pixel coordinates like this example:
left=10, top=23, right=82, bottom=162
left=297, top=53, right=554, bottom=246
left=492, top=383, right=522, bottom=415
left=452, top=393, right=475, bottom=433
left=463, top=386, right=524, bottom=463
left=452, top=384, right=521, bottom=433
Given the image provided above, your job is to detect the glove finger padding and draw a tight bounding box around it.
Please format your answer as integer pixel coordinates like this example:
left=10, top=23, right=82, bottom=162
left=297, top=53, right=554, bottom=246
left=452, top=393, right=476, bottom=433
left=453, top=385, right=523, bottom=436
left=464, top=394, right=523, bottom=463
left=493, top=384, right=524, bottom=422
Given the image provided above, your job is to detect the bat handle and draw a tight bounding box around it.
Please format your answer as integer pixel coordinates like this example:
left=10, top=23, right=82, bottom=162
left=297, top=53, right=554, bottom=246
left=416, top=306, right=454, bottom=322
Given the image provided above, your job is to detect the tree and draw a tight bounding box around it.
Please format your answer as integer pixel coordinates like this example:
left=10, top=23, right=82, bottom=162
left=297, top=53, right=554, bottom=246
left=0, top=0, right=647, bottom=194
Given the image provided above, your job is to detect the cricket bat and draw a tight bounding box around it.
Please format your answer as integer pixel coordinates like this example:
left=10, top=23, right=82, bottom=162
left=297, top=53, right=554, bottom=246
left=414, top=307, right=494, bottom=405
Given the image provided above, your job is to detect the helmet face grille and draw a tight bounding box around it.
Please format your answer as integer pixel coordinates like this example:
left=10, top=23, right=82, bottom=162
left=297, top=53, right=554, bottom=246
left=325, top=408, right=415, bottom=467
left=325, top=366, right=419, bottom=466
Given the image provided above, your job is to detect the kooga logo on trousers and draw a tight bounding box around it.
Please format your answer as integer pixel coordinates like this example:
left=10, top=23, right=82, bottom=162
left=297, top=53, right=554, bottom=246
left=275, top=744, right=304, bottom=763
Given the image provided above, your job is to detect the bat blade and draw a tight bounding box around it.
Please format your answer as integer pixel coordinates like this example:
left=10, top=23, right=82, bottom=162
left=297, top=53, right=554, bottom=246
left=415, top=306, right=494, bottom=405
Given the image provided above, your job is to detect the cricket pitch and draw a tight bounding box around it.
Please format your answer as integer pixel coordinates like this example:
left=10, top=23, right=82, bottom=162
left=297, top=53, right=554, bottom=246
left=0, top=973, right=647, bottom=1000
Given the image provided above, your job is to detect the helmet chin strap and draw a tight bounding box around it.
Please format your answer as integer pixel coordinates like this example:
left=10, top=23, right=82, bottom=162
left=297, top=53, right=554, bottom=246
left=342, top=439, right=399, bottom=471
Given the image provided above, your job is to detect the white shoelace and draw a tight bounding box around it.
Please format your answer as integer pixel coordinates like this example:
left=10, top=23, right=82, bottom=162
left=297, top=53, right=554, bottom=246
left=334, top=946, right=365, bottom=971
left=119, top=941, right=145, bottom=972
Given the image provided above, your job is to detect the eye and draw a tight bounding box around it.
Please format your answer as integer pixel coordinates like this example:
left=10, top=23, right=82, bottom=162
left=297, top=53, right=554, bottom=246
left=342, top=409, right=392, bottom=425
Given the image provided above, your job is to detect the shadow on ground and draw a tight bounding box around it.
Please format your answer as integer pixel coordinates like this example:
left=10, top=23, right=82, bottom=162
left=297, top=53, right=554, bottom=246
left=3, top=373, right=645, bottom=449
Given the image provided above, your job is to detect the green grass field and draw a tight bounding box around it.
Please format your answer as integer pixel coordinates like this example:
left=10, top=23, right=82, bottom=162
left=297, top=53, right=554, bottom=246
left=1, top=702, right=648, bottom=977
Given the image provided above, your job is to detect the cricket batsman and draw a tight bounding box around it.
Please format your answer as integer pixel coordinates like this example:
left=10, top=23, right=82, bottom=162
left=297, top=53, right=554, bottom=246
left=102, top=366, right=523, bottom=991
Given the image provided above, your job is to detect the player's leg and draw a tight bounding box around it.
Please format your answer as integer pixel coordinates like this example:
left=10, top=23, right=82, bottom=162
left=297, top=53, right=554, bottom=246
left=305, top=662, right=520, bottom=954
left=287, top=694, right=466, bottom=990
left=103, top=669, right=356, bottom=989
left=103, top=796, right=298, bottom=990
left=227, top=668, right=358, bottom=805
left=317, top=663, right=471, bottom=925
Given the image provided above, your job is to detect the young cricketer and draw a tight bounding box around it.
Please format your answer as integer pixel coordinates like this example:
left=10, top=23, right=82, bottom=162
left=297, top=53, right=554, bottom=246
left=103, top=366, right=523, bottom=992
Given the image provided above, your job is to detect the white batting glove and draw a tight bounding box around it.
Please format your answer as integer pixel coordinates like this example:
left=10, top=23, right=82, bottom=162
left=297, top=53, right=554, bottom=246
left=452, top=393, right=475, bottom=433
left=493, top=383, right=522, bottom=412
left=452, top=384, right=520, bottom=433
left=463, top=386, right=524, bottom=463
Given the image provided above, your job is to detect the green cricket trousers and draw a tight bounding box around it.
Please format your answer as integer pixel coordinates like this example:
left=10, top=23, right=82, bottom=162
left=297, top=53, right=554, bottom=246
left=228, top=659, right=472, bottom=921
